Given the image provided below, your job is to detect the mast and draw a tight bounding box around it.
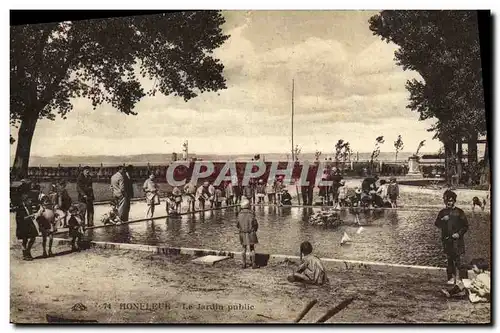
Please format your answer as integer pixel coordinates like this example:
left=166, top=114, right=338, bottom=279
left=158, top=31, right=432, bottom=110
left=291, top=79, right=295, bottom=162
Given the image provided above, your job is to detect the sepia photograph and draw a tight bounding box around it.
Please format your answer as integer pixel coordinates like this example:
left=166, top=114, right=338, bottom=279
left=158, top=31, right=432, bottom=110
left=9, top=9, right=491, bottom=324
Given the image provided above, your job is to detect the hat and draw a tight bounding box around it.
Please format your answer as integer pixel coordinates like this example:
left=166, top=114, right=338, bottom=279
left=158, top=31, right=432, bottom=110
left=340, top=180, right=345, bottom=185
left=240, top=198, right=250, bottom=209
left=355, top=188, right=362, bottom=194
left=83, top=166, right=91, bottom=170
left=69, top=205, right=79, bottom=213
left=258, top=179, right=264, bottom=183
left=203, top=181, right=209, bottom=186
left=444, top=190, right=457, bottom=202
left=390, top=177, right=396, bottom=182
left=282, top=188, right=288, bottom=192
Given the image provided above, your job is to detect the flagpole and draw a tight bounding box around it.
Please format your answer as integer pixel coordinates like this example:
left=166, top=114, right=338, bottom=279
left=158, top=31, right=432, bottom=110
left=291, top=79, right=294, bottom=161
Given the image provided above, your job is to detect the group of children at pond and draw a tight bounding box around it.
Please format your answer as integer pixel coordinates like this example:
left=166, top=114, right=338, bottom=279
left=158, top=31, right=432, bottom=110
left=236, top=189, right=489, bottom=303
left=142, top=172, right=400, bottom=220
left=13, top=176, right=490, bottom=303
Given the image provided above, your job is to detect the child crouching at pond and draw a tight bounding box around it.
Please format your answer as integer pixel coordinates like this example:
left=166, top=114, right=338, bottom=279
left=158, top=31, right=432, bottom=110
left=288, top=241, right=328, bottom=286
left=237, top=199, right=259, bottom=269
left=101, top=202, right=122, bottom=226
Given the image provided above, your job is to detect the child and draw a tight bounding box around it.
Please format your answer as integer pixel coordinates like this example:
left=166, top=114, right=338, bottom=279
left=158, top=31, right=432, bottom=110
left=441, top=258, right=490, bottom=303
left=57, top=180, right=72, bottom=228
left=67, top=206, right=84, bottom=252
left=387, top=177, right=399, bottom=208
left=287, top=241, right=328, bottom=285
left=236, top=199, right=259, bottom=269
left=225, top=181, right=234, bottom=206
left=143, top=173, right=160, bottom=218
left=280, top=188, right=292, bottom=206
left=172, top=186, right=183, bottom=213
left=183, top=179, right=197, bottom=212
left=266, top=180, right=276, bottom=204
left=256, top=179, right=266, bottom=204
left=15, top=194, right=39, bottom=261
left=101, top=203, right=122, bottom=225
left=337, top=180, right=348, bottom=208
left=349, top=188, right=362, bottom=225
left=214, top=186, right=224, bottom=208
left=208, top=183, right=216, bottom=209
left=165, top=193, right=178, bottom=215
left=435, top=191, right=469, bottom=285
left=275, top=177, right=284, bottom=204
left=36, top=196, right=58, bottom=257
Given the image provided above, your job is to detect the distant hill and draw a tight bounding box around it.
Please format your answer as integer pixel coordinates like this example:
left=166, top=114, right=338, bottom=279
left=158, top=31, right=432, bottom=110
left=18, top=151, right=434, bottom=167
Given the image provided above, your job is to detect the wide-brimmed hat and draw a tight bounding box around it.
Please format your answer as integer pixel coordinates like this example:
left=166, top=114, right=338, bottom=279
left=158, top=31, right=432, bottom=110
left=390, top=177, right=397, bottom=182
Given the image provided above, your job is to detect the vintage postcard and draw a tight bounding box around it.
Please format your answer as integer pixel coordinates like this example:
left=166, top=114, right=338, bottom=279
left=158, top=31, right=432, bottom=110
left=9, top=10, right=491, bottom=324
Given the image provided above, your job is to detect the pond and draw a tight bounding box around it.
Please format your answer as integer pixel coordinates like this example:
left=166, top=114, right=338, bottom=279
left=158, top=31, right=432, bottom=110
left=65, top=202, right=490, bottom=268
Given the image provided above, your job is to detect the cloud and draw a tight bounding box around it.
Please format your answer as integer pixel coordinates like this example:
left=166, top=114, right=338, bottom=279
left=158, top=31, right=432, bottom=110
left=10, top=11, right=441, bottom=160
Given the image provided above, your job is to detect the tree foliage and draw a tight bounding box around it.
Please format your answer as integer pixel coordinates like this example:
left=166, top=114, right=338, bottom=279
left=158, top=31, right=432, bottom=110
left=368, top=11, right=485, bottom=142
left=394, top=134, right=404, bottom=161
left=10, top=11, right=229, bottom=177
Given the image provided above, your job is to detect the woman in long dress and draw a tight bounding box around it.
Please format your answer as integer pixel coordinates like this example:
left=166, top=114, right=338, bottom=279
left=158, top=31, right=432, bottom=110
left=143, top=173, right=160, bottom=218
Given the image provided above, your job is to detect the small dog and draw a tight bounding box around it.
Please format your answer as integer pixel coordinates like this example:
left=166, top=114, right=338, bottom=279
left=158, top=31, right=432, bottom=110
left=472, top=196, right=486, bottom=211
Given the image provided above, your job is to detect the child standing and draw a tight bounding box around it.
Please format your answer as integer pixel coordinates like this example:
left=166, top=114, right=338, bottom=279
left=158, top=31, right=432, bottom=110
left=165, top=192, right=178, bottom=215
left=225, top=181, right=234, bottom=206
left=15, top=194, right=39, bottom=261
left=236, top=199, right=259, bottom=269
left=435, top=191, right=469, bottom=285
left=172, top=186, right=183, bottom=213
left=67, top=206, right=84, bottom=252
left=387, top=177, right=399, bottom=208
left=266, top=180, right=276, bottom=204
left=337, top=180, right=348, bottom=208
left=36, top=196, right=57, bottom=257
left=214, top=186, right=224, bottom=208
left=287, top=241, right=328, bottom=285
left=57, top=180, right=72, bottom=228
left=256, top=179, right=266, bottom=204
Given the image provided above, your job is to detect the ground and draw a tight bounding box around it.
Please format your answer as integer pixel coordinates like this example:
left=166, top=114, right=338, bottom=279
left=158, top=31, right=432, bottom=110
left=10, top=243, right=490, bottom=324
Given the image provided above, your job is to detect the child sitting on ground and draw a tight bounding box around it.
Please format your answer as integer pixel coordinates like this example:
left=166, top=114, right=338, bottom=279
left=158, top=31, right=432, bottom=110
left=101, top=203, right=122, bottom=226
left=287, top=241, right=328, bottom=285
left=441, top=258, right=490, bottom=303
left=67, top=206, right=84, bottom=251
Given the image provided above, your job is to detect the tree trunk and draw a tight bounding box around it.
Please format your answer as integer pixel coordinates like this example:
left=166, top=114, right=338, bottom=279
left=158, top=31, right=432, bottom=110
left=444, top=139, right=457, bottom=185
left=12, top=113, right=38, bottom=180
left=395, top=150, right=398, bottom=162
left=467, top=134, right=478, bottom=185
left=456, top=142, right=463, bottom=184
left=480, top=138, right=489, bottom=185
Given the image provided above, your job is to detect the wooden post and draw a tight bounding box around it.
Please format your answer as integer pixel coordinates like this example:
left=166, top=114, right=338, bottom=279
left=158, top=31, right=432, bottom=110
left=294, top=299, right=318, bottom=323
left=315, top=297, right=355, bottom=323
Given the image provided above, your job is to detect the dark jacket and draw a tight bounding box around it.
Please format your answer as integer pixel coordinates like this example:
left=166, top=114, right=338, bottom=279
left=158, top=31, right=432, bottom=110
left=435, top=207, right=469, bottom=255
left=124, top=172, right=134, bottom=198
left=76, top=173, right=95, bottom=201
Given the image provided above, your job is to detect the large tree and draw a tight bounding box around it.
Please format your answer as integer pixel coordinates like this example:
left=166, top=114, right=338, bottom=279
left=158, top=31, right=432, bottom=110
left=10, top=11, right=229, bottom=178
left=368, top=11, right=486, bottom=182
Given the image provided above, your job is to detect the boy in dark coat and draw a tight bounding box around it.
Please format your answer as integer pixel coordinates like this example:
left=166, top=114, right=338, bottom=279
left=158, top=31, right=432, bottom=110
left=435, top=191, right=469, bottom=285
left=236, top=199, right=259, bottom=269
left=15, top=194, right=39, bottom=260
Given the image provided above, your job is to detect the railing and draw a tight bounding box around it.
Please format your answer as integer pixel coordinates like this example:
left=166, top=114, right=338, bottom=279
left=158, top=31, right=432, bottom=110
left=12, top=161, right=409, bottom=183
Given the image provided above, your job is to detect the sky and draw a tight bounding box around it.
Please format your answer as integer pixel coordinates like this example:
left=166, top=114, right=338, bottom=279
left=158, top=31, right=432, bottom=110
left=10, top=10, right=443, bottom=158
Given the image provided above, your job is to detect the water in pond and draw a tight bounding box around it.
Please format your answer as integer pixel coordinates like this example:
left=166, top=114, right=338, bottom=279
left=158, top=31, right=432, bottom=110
left=64, top=202, right=490, bottom=268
